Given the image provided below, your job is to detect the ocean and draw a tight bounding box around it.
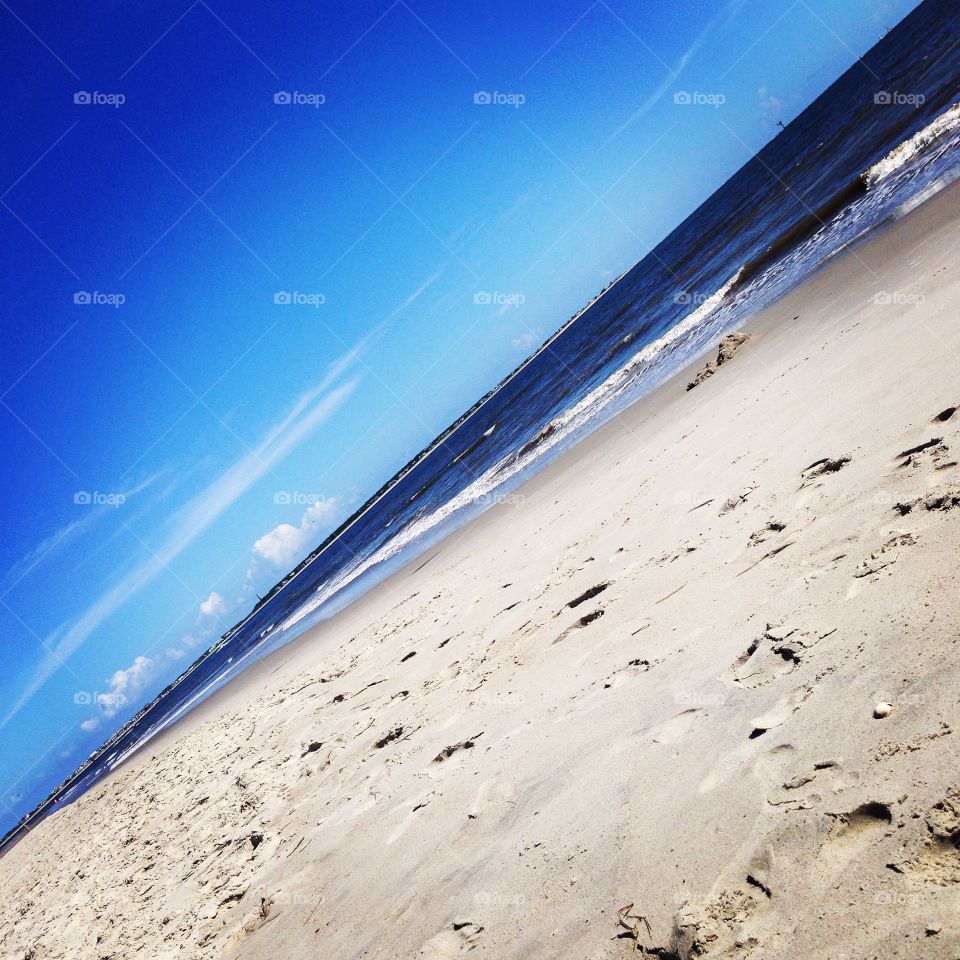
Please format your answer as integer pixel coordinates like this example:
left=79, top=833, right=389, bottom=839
left=4, top=0, right=959, bottom=852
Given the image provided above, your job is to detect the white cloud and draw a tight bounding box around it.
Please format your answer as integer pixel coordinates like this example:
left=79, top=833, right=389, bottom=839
left=758, top=87, right=788, bottom=115
left=99, top=656, right=158, bottom=718
left=253, top=497, right=341, bottom=569
left=77, top=654, right=159, bottom=730
left=511, top=329, right=543, bottom=352
left=199, top=591, right=227, bottom=618
left=0, top=363, right=361, bottom=732
left=253, top=523, right=301, bottom=567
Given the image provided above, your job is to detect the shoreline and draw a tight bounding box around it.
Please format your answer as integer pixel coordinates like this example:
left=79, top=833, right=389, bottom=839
left=2, top=178, right=959, bottom=958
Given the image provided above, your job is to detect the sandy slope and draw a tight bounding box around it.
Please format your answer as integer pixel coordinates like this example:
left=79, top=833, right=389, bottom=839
left=2, top=181, right=960, bottom=960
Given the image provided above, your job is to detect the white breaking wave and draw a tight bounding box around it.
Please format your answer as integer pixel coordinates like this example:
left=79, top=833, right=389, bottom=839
left=863, top=102, right=960, bottom=186
left=277, top=267, right=749, bottom=635
left=278, top=104, right=960, bottom=644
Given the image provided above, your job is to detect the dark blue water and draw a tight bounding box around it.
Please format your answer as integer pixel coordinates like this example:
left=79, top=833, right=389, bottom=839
left=5, top=0, right=959, bottom=852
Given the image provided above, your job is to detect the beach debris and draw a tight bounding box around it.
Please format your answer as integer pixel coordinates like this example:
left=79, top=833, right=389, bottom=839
left=555, top=606, right=606, bottom=643
left=923, top=487, right=960, bottom=511
left=374, top=726, right=404, bottom=749
left=717, top=331, right=751, bottom=364
left=932, top=406, right=957, bottom=423
left=897, top=437, right=943, bottom=459
left=748, top=520, right=786, bottom=547
left=800, top=455, right=851, bottom=486
left=433, top=734, right=483, bottom=763
left=736, top=540, right=795, bottom=576
left=896, top=436, right=955, bottom=470
left=719, top=484, right=757, bottom=514
left=874, top=702, right=894, bottom=719
left=686, top=332, right=752, bottom=390
left=745, top=874, right=772, bottom=898
left=566, top=582, right=610, bottom=609
left=655, top=584, right=686, bottom=605
left=616, top=902, right=653, bottom=946
left=893, top=487, right=960, bottom=515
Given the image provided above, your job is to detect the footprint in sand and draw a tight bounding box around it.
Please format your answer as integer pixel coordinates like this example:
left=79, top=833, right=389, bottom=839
left=648, top=708, right=701, bottom=745
left=417, top=920, right=484, bottom=958
left=725, top=624, right=835, bottom=689
left=747, top=684, right=812, bottom=740
left=819, top=801, right=893, bottom=876
left=852, top=532, right=918, bottom=580
left=748, top=520, right=787, bottom=547
left=890, top=787, right=960, bottom=884
left=765, top=759, right=859, bottom=811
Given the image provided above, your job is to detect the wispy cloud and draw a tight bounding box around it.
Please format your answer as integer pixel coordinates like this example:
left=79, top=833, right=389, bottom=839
left=0, top=471, right=165, bottom=592
left=605, top=0, right=748, bottom=143
left=0, top=364, right=361, bottom=731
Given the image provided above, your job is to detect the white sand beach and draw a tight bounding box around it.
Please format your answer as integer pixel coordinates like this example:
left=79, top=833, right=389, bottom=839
left=2, top=179, right=959, bottom=959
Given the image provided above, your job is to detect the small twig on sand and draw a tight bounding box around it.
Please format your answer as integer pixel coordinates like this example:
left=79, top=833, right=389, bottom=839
left=616, top=902, right=653, bottom=946
left=303, top=893, right=324, bottom=927
left=655, top=584, right=686, bottom=605
left=736, top=541, right=795, bottom=577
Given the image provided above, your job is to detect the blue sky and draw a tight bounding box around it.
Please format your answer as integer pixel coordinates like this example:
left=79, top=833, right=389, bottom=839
left=0, top=0, right=918, bottom=833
